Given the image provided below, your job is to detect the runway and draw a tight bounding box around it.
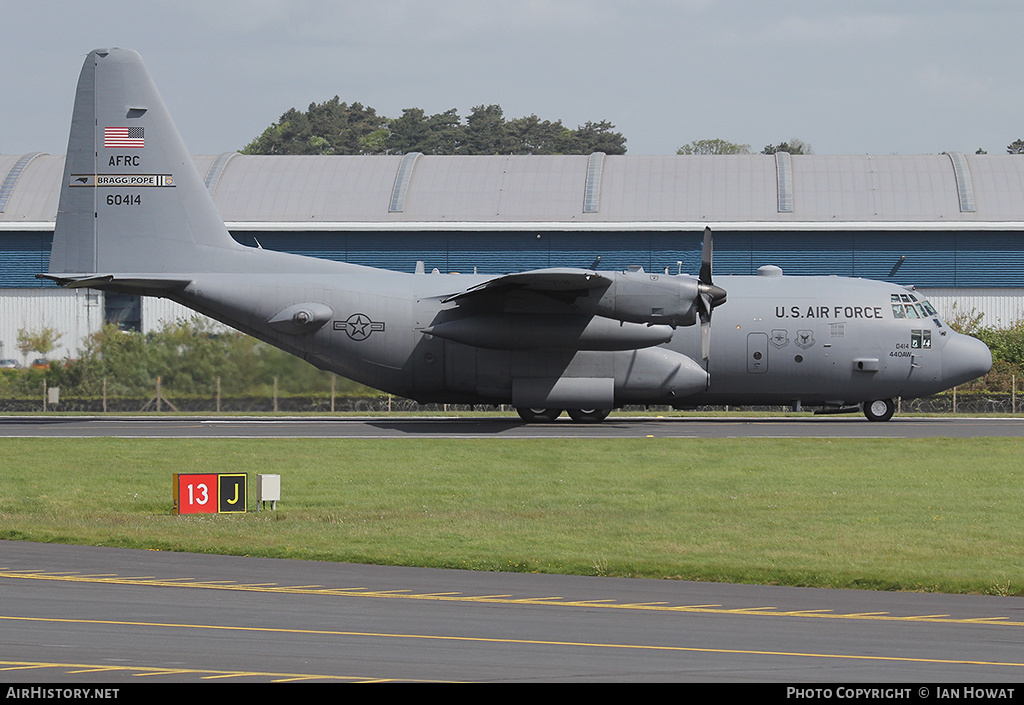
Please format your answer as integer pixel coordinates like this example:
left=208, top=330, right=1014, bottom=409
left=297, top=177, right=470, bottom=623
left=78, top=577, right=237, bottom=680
left=1, top=414, right=1023, bottom=438
left=4, top=417, right=1023, bottom=683
left=2, top=541, right=1023, bottom=684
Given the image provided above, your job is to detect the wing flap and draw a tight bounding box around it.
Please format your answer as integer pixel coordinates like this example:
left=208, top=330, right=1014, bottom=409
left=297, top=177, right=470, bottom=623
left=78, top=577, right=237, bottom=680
left=441, top=268, right=611, bottom=304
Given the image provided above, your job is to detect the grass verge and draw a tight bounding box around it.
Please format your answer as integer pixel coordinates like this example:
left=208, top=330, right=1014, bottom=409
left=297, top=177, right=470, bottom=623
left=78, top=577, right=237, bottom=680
left=1, top=436, right=1021, bottom=595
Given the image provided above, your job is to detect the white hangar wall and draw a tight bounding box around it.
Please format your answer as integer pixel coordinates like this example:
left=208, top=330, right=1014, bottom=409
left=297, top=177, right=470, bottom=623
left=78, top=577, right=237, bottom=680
left=917, top=289, right=1024, bottom=328
left=0, top=290, right=223, bottom=363
left=0, top=288, right=103, bottom=363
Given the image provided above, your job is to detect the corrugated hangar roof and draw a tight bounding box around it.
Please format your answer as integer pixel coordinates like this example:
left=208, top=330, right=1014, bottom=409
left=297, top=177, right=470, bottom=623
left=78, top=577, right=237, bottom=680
left=3, top=151, right=1024, bottom=230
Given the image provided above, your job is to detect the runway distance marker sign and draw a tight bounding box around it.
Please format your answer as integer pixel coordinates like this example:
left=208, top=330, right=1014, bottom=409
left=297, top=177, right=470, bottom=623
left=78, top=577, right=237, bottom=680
left=173, top=473, right=247, bottom=515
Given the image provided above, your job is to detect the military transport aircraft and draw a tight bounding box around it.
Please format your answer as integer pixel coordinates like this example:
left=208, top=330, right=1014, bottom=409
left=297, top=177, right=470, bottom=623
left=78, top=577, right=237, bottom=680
left=43, top=49, right=992, bottom=422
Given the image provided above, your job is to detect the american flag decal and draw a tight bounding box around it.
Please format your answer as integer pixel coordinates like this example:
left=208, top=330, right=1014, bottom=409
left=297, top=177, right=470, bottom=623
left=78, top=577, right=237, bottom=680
left=104, top=126, right=145, bottom=148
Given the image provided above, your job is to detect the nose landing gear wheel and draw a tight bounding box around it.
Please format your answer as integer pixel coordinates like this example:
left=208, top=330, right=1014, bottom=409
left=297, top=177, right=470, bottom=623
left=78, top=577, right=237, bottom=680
left=566, top=408, right=611, bottom=423
left=863, top=398, right=895, bottom=422
left=516, top=407, right=563, bottom=423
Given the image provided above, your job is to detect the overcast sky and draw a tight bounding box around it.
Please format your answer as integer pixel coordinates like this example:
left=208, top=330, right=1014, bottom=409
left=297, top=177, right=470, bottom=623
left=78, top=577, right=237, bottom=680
left=3, top=1, right=1022, bottom=157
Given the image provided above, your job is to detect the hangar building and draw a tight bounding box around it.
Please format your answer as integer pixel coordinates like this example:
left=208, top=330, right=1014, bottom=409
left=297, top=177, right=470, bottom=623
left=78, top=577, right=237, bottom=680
left=1, top=150, right=1023, bottom=361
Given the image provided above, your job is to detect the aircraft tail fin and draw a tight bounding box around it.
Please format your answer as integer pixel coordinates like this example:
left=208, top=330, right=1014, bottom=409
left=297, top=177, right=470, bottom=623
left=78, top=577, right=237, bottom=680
left=50, top=48, right=245, bottom=275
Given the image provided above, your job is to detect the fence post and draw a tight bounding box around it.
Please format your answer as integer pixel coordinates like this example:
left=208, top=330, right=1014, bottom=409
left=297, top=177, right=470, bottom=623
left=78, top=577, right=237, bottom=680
left=102, top=377, right=107, bottom=413
left=273, top=376, right=279, bottom=413
left=952, top=386, right=957, bottom=414
left=331, top=375, right=336, bottom=413
left=216, top=376, right=222, bottom=413
left=141, top=377, right=178, bottom=412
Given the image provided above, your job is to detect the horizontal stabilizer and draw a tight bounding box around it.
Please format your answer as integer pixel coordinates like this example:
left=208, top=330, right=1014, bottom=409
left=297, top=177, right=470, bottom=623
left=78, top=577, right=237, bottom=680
left=37, top=273, right=191, bottom=291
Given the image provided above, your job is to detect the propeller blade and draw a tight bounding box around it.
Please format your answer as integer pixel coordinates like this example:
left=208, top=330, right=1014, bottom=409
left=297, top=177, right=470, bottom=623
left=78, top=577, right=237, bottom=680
left=699, top=226, right=713, bottom=285
left=699, top=291, right=715, bottom=359
left=695, top=227, right=725, bottom=361
left=697, top=227, right=727, bottom=315
left=698, top=291, right=713, bottom=320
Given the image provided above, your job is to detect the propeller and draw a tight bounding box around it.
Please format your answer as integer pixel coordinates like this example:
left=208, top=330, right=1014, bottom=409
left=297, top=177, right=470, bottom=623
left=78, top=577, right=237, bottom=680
left=696, top=227, right=727, bottom=360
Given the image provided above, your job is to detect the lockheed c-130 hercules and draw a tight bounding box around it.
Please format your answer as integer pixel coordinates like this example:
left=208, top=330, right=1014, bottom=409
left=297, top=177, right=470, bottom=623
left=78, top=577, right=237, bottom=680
left=44, top=49, right=993, bottom=422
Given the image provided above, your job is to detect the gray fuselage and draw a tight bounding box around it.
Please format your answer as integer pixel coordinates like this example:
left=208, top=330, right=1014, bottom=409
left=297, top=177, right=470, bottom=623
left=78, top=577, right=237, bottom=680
left=163, top=258, right=991, bottom=410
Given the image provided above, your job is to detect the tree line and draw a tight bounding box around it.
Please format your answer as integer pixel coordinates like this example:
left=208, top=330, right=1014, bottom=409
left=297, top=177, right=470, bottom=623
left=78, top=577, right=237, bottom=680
left=242, top=99, right=627, bottom=156
left=683, top=138, right=1024, bottom=156
left=676, top=138, right=813, bottom=155
left=0, top=320, right=375, bottom=400
left=239, top=95, right=1024, bottom=158
left=943, top=308, right=1024, bottom=393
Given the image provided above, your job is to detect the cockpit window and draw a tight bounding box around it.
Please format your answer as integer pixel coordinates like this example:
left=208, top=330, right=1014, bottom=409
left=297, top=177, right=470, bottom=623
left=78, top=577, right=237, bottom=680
left=891, top=294, right=941, bottom=322
left=891, top=294, right=905, bottom=318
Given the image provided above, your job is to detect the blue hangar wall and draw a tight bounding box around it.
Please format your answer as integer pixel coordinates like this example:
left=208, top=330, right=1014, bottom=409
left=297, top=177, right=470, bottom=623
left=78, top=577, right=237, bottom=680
left=229, top=229, right=1024, bottom=288
left=3, top=228, right=1024, bottom=288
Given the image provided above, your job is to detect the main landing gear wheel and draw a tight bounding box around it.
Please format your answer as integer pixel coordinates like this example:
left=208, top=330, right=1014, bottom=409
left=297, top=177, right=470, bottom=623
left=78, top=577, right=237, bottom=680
left=516, top=407, right=563, bottom=423
left=567, top=408, right=611, bottom=423
left=863, top=398, right=896, bottom=422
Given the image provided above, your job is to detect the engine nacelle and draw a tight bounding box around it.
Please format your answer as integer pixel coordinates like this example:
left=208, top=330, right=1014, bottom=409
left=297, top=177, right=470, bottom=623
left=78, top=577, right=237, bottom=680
left=592, top=270, right=700, bottom=327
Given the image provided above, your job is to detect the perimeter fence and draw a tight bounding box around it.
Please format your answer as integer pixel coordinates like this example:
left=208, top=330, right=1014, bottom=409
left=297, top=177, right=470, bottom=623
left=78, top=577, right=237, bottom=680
left=0, top=391, right=1017, bottom=415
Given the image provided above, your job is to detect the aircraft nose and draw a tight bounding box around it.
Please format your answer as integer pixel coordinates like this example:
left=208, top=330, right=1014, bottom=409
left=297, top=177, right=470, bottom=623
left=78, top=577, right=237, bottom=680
left=942, top=333, right=992, bottom=387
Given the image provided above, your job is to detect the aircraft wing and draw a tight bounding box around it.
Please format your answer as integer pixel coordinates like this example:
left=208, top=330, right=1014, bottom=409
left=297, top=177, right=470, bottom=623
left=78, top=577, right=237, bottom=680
left=440, top=268, right=611, bottom=304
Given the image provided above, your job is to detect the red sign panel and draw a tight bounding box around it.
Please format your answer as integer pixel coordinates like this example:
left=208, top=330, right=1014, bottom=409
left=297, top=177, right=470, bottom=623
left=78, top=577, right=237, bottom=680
left=174, top=473, right=219, bottom=514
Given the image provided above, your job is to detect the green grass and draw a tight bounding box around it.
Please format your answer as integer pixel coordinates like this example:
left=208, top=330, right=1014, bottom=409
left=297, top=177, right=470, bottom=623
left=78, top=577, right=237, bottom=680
left=1, top=437, right=1022, bottom=595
